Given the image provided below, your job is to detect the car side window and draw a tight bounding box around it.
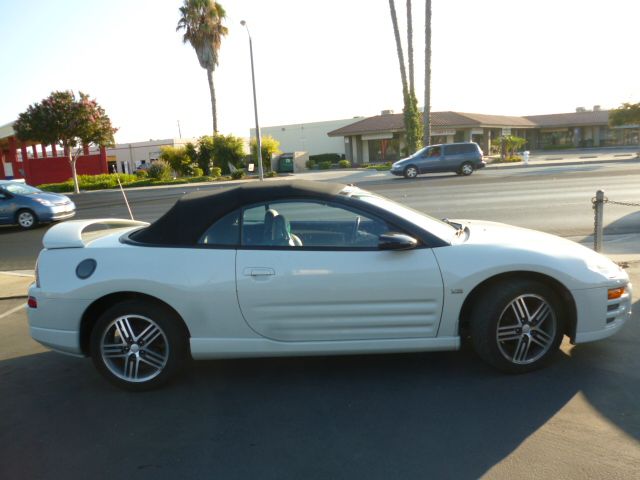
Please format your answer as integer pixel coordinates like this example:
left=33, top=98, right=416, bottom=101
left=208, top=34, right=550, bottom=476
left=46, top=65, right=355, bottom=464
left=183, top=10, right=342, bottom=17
left=428, top=146, right=441, bottom=158
left=241, top=201, right=391, bottom=249
left=199, top=209, right=241, bottom=246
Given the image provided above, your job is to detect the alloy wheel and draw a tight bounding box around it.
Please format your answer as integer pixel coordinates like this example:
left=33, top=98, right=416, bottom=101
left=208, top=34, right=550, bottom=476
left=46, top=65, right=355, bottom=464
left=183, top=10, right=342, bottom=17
left=100, top=314, right=169, bottom=383
left=496, top=294, right=557, bottom=365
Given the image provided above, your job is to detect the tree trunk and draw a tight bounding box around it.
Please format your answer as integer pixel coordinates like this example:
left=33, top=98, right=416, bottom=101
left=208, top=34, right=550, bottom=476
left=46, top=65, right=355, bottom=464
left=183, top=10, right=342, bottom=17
left=66, top=141, right=80, bottom=194
left=423, top=0, right=432, bottom=146
left=389, top=0, right=408, bottom=100
left=207, top=66, right=218, bottom=134
left=406, top=0, right=414, bottom=96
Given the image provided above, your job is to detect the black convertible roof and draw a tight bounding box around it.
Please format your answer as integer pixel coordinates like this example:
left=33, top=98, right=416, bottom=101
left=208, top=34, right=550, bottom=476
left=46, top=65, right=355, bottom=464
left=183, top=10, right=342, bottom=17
left=130, top=180, right=346, bottom=245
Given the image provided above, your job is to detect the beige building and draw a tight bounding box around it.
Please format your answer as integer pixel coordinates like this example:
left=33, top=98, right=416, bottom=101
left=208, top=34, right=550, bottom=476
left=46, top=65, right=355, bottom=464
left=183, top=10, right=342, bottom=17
left=107, top=138, right=197, bottom=173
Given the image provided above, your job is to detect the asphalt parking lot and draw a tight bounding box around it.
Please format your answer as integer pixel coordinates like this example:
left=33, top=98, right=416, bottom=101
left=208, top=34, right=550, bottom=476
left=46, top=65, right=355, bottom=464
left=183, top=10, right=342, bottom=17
left=0, top=265, right=638, bottom=479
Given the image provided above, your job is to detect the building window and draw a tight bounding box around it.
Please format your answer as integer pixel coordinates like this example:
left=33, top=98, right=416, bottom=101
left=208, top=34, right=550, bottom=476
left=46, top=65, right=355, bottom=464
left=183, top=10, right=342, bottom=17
left=368, top=135, right=401, bottom=163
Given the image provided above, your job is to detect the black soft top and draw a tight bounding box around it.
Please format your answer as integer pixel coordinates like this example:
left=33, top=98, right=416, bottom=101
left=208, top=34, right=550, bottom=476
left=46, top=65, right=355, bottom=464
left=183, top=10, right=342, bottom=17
left=130, top=180, right=346, bottom=245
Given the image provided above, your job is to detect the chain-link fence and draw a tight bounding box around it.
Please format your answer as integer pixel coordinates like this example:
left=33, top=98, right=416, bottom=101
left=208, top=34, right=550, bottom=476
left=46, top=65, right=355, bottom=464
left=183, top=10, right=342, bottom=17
left=592, top=190, right=640, bottom=252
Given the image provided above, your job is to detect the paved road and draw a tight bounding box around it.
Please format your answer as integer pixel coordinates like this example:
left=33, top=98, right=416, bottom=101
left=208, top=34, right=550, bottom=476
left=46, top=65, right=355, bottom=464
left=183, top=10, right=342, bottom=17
left=1, top=162, right=639, bottom=478
left=2, top=161, right=639, bottom=271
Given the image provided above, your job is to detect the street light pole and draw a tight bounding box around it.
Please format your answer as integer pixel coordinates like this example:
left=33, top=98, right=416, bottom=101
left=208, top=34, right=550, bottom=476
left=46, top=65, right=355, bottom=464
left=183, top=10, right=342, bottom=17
left=241, top=20, right=264, bottom=181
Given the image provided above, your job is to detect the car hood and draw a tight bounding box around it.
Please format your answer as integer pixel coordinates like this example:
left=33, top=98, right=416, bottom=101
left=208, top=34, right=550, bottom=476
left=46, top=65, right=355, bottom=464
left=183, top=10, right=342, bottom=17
left=33, top=192, right=72, bottom=204
left=455, top=219, right=624, bottom=277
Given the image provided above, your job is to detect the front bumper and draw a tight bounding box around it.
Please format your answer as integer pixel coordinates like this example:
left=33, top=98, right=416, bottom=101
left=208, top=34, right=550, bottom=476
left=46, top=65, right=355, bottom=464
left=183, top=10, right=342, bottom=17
left=573, top=282, right=632, bottom=343
left=476, top=160, right=487, bottom=169
left=37, top=203, right=76, bottom=222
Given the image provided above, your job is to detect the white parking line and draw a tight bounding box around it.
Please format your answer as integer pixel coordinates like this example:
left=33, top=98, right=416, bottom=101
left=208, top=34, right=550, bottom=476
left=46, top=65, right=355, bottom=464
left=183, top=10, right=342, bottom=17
left=0, top=303, right=26, bottom=320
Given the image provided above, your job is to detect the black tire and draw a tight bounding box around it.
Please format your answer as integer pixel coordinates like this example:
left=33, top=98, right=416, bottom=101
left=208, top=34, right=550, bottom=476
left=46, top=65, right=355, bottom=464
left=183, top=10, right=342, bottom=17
left=469, top=279, right=565, bottom=373
left=16, top=209, right=38, bottom=229
left=404, top=165, right=419, bottom=179
left=459, top=162, right=474, bottom=176
left=90, top=299, right=189, bottom=391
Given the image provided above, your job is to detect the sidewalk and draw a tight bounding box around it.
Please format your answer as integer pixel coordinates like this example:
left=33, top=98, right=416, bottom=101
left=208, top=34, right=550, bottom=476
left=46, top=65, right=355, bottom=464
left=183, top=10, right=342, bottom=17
left=0, top=270, right=34, bottom=300
left=486, top=149, right=639, bottom=170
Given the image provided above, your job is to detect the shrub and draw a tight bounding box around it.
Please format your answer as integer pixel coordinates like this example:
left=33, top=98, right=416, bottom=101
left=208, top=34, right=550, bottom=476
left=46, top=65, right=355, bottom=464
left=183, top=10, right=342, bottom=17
left=505, top=155, right=522, bottom=162
left=135, top=169, right=148, bottom=178
left=231, top=169, right=245, bottom=180
left=366, top=162, right=392, bottom=171
left=305, top=159, right=316, bottom=169
left=319, top=161, right=332, bottom=170
left=147, top=160, right=172, bottom=180
left=210, top=167, right=222, bottom=178
left=266, top=171, right=277, bottom=178
left=338, top=159, right=351, bottom=168
left=192, top=167, right=204, bottom=177
left=309, top=153, right=341, bottom=164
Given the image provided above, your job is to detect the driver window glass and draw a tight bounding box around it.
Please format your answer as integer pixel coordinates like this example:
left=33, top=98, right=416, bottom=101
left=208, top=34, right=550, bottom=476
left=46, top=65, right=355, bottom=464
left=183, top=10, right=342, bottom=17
left=241, top=201, right=391, bottom=248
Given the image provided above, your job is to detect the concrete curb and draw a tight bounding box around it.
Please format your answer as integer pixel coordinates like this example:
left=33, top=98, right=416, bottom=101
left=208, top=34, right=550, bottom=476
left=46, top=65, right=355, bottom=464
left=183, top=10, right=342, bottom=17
left=486, top=157, right=640, bottom=171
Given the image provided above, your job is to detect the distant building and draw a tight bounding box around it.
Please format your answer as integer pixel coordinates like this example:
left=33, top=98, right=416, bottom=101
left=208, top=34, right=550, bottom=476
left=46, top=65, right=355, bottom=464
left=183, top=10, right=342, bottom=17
left=107, top=138, right=197, bottom=173
left=251, top=118, right=363, bottom=157
left=0, top=121, right=108, bottom=185
left=327, top=107, right=640, bottom=164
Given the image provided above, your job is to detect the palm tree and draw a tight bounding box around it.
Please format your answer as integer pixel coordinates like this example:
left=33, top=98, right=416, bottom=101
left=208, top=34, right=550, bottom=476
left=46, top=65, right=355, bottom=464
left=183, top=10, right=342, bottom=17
left=423, top=0, right=432, bottom=146
left=406, top=0, right=415, bottom=97
left=177, top=0, right=228, bottom=134
left=388, top=0, right=409, bottom=101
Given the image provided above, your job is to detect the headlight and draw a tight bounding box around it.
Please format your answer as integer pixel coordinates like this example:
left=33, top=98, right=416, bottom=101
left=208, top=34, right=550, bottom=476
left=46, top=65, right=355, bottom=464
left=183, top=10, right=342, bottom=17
left=35, top=198, right=54, bottom=206
left=586, top=258, right=624, bottom=278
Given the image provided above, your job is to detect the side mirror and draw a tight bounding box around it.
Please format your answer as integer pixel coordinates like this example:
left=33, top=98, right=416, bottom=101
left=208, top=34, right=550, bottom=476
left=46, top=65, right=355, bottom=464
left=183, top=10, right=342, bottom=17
left=378, top=232, right=418, bottom=251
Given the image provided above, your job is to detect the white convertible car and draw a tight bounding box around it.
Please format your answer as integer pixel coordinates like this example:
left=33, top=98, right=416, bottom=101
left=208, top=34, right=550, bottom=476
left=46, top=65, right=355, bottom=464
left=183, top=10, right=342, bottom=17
left=28, top=181, right=632, bottom=390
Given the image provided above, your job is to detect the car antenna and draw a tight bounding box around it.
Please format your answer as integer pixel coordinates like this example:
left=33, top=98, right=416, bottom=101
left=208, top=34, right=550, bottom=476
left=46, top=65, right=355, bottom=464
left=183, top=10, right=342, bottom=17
left=113, top=166, right=134, bottom=220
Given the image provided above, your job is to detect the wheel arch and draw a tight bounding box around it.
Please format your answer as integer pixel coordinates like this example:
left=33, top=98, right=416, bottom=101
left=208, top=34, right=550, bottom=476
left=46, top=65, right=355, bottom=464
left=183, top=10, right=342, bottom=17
left=79, top=291, right=191, bottom=356
left=458, top=271, right=577, bottom=341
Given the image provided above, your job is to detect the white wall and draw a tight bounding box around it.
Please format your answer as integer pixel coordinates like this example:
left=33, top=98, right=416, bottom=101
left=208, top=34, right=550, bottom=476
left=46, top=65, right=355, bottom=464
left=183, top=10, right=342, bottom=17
left=106, top=138, right=196, bottom=172
left=251, top=118, right=362, bottom=156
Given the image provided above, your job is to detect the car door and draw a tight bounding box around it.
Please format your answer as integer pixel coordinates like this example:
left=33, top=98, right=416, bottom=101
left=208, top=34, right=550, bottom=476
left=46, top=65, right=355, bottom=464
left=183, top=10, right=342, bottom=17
left=235, top=200, right=444, bottom=342
left=0, top=188, right=12, bottom=223
left=442, top=144, right=464, bottom=171
left=420, top=146, right=444, bottom=173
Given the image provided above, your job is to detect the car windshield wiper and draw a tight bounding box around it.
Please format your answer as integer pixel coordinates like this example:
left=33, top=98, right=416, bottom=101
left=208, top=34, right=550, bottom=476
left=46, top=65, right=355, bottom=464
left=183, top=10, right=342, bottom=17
left=442, top=218, right=465, bottom=237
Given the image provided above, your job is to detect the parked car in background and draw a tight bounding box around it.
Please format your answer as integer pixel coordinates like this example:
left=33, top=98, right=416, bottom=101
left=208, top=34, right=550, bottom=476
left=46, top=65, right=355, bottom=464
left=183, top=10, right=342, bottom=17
left=391, top=142, right=486, bottom=178
left=28, top=181, right=631, bottom=390
left=0, top=180, right=75, bottom=229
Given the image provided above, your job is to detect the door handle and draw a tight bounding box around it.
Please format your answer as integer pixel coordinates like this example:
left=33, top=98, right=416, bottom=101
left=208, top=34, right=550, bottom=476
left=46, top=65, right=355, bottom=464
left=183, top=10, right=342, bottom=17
left=244, top=267, right=275, bottom=277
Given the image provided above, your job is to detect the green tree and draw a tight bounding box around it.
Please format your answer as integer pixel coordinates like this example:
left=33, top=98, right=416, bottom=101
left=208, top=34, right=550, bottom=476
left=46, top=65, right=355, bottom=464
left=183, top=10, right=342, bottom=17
left=159, top=145, right=195, bottom=176
left=177, top=0, right=228, bottom=134
left=211, top=134, right=245, bottom=174
left=609, top=102, right=640, bottom=127
left=496, top=135, right=527, bottom=160
left=14, top=90, right=116, bottom=194
left=250, top=135, right=280, bottom=171
left=196, top=135, right=215, bottom=174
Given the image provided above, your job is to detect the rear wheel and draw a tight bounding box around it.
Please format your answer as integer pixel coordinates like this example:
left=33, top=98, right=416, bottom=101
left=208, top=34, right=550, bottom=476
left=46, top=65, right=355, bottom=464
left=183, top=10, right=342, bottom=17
left=16, top=209, right=37, bottom=229
left=404, top=165, right=419, bottom=179
left=90, top=300, right=188, bottom=391
left=470, top=279, right=565, bottom=373
left=459, top=162, right=474, bottom=176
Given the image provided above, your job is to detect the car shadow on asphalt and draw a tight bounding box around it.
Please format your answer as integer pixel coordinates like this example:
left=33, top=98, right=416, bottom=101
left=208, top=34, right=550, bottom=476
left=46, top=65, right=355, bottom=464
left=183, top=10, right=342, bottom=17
left=1, top=309, right=638, bottom=479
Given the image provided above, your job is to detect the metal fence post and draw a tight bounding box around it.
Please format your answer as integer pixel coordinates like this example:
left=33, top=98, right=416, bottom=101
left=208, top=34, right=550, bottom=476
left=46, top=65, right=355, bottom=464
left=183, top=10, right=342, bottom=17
left=594, top=189, right=605, bottom=252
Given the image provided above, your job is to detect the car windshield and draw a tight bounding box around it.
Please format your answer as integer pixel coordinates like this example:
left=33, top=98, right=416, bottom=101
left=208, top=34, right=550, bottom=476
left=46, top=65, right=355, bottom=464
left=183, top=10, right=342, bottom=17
left=4, top=183, right=41, bottom=195
left=349, top=190, right=457, bottom=242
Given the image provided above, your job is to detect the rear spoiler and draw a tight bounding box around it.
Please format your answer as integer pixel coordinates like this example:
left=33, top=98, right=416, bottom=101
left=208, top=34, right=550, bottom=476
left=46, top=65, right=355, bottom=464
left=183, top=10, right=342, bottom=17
left=42, top=218, right=149, bottom=249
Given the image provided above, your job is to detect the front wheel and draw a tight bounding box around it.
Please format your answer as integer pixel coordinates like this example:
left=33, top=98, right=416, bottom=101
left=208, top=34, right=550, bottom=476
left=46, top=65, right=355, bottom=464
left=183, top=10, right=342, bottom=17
left=16, top=209, right=38, bottom=229
left=459, top=162, right=474, bottom=176
left=404, top=165, right=419, bottom=179
left=90, top=300, right=189, bottom=391
left=470, top=280, right=565, bottom=373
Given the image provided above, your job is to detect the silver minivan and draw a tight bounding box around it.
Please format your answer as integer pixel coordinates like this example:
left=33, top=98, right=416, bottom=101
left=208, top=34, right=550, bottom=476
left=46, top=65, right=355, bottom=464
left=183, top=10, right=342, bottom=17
left=390, top=142, right=486, bottom=178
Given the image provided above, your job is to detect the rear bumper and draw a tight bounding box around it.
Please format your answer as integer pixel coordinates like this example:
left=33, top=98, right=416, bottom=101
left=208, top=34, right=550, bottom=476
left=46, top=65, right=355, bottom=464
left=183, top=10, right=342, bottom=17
left=476, top=160, right=487, bottom=169
left=29, top=326, right=83, bottom=356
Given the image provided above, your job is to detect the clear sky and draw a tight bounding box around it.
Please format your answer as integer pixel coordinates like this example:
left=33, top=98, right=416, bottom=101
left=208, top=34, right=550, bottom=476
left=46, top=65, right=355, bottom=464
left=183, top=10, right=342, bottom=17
left=0, top=0, right=638, bottom=143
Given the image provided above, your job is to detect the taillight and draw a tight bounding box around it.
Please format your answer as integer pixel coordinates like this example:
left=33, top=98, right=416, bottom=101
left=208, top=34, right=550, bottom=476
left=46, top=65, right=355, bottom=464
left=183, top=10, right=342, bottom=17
left=28, top=296, right=38, bottom=308
left=35, top=258, right=40, bottom=288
